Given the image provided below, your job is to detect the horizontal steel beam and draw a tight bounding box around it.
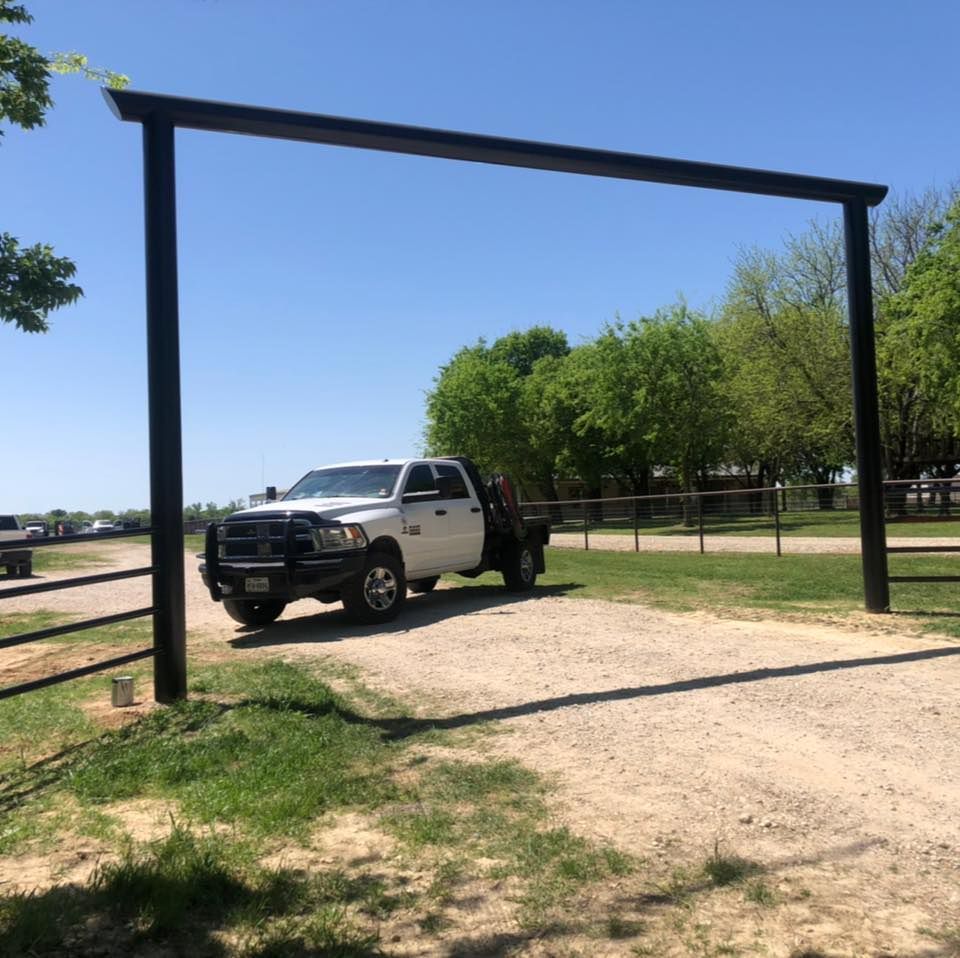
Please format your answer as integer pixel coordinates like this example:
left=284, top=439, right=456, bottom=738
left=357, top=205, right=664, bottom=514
left=0, top=606, right=157, bottom=651
left=103, top=89, right=887, bottom=206
left=888, top=576, right=960, bottom=583
left=0, top=566, right=155, bottom=601
left=886, top=546, right=960, bottom=554
left=0, top=527, right=155, bottom=551
left=0, top=647, right=156, bottom=701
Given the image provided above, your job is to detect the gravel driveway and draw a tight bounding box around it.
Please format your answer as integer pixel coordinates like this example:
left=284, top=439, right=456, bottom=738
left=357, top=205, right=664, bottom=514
left=3, top=541, right=959, bottom=954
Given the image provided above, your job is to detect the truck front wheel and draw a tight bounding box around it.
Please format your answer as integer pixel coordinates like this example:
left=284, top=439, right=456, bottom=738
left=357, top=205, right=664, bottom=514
left=503, top=542, right=537, bottom=592
left=342, top=552, right=406, bottom=624
left=223, top=598, right=286, bottom=627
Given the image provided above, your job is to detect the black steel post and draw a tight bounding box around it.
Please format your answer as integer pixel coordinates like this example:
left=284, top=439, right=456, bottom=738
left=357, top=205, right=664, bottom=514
left=844, top=197, right=890, bottom=613
left=143, top=113, right=188, bottom=700
left=633, top=498, right=639, bottom=552
left=697, top=495, right=704, bottom=554
left=584, top=505, right=589, bottom=551
left=773, top=487, right=782, bottom=558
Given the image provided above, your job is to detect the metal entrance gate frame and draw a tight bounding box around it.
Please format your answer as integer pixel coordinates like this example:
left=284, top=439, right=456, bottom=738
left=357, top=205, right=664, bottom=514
left=96, top=87, right=892, bottom=701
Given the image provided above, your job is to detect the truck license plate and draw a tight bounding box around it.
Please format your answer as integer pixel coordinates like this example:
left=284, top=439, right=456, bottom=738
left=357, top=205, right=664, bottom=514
left=245, top=577, right=270, bottom=593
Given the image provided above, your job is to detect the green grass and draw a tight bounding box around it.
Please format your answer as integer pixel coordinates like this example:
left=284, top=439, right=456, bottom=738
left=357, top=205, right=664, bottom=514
left=67, top=661, right=398, bottom=839
left=382, top=757, right=633, bottom=929
left=29, top=549, right=108, bottom=573
left=563, top=509, right=960, bottom=539
left=0, top=676, right=98, bottom=778
left=0, top=610, right=152, bottom=646
left=0, top=823, right=383, bottom=957
left=0, top=657, right=647, bottom=952
left=743, top=879, right=777, bottom=906
left=453, top=548, right=960, bottom=636
left=703, top=845, right=758, bottom=887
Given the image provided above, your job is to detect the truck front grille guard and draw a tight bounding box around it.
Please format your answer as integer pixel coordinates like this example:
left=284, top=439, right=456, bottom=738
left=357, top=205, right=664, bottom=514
left=204, top=517, right=313, bottom=602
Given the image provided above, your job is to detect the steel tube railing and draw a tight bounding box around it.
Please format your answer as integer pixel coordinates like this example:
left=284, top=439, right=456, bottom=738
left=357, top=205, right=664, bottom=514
left=0, top=525, right=161, bottom=699
left=525, top=478, right=960, bottom=593
left=0, top=607, right=157, bottom=651
left=0, top=526, right=156, bottom=552
left=0, top=647, right=156, bottom=701
left=0, top=567, right=156, bottom=600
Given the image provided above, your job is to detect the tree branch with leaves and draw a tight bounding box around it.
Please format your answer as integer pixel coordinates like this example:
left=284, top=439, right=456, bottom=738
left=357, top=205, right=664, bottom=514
left=0, top=0, right=128, bottom=332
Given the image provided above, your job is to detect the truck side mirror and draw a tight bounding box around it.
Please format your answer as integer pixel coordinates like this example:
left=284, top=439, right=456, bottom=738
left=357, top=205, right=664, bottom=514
left=266, top=486, right=277, bottom=502
left=436, top=476, right=454, bottom=500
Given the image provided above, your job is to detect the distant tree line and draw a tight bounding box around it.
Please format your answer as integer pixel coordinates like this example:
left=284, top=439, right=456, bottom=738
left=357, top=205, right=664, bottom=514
left=425, top=187, right=960, bottom=506
left=20, top=501, right=247, bottom=527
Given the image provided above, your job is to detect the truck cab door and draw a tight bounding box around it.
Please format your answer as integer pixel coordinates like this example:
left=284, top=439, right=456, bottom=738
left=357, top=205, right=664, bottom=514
left=435, top=462, right=485, bottom=568
left=399, top=463, right=449, bottom=576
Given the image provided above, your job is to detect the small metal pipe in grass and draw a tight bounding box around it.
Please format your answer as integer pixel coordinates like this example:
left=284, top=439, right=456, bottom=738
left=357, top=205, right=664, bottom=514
left=112, top=676, right=135, bottom=707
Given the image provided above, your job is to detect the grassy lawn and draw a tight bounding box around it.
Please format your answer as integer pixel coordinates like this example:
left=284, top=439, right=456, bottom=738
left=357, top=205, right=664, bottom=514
left=455, top=548, right=960, bottom=638
left=30, top=550, right=108, bottom=573
left=547, top=509, right=960, bottom=538
left=0, top=658, right=642, bottom=955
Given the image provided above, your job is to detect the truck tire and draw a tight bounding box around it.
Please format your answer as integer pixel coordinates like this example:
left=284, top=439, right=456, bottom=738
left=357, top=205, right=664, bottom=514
left=4, top=564, right=16, bottom=577
left=408, top=576, right=440, bottom=594
left=341, top=552, right=406, bottom=624
left=19, top=559, right=32, bottom=578
left=223, top=598, right=286, bottom=627
left=502, top=542, right=537, bottom=592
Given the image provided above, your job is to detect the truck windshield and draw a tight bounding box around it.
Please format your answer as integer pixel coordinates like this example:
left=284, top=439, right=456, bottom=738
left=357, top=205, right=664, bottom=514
left=284, top=465, right=402, bottom=500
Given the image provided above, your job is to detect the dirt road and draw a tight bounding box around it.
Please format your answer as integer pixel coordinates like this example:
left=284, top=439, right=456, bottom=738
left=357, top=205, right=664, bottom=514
left=3, top=542, right=959, bottom=955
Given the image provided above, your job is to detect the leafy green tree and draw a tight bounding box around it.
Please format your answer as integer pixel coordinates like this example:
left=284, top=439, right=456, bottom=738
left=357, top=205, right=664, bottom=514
left=719, top=236, right=854, bottom=502
left=883, top=196, right=960, bottom=459
left=425, top=327, right=571, bottom=494
left=424, top=342, right=524, bottom=476
left=570, top=326, right=657, bottom=501
left=0, top=0, right=128, bottom=332
left=625, top=306, right=730, bottom=504
left=871, top=189, right=959, bottom=483
left=488, top=325, right=569, bottom=376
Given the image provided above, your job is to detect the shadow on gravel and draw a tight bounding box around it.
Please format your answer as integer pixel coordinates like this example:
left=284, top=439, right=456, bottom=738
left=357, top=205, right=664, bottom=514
left=349, top=644, right=960, bottom=742
left=227, top=582, right=584, bottom=649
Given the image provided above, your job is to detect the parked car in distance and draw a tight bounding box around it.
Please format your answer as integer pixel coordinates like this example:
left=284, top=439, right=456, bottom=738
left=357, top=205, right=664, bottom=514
left=24, top=520, right=49, bottom=538
left=56, top=520, right=77, bottom=536
left=0, top=515, right=32, bottom=577
left=80, top=521, right=93, bottom=534
left=90, top=520, right=115, bottom=533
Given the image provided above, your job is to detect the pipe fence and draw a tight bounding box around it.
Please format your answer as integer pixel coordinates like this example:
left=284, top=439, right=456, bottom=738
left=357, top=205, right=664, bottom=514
left=522, top=478, right=960, bottom=555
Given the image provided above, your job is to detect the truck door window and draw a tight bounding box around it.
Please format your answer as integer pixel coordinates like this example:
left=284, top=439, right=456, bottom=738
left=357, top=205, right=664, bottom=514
left=403, top=464, right=437, bottom=496
left=435, top=464, right=469, bottom=499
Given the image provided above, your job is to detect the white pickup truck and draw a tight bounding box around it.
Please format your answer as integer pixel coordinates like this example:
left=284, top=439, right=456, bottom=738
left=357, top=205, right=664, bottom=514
left=200, top=457, right=550, bottom=626
left=0, top=515, right=33, bottom=577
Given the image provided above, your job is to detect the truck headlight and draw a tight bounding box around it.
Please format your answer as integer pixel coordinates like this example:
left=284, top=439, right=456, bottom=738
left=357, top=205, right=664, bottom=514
left=311, top=525, right=367, bottom=551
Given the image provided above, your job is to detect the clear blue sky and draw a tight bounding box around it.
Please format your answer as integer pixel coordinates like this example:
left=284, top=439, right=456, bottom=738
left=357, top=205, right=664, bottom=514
left=3, top=0, right=958, bottom=513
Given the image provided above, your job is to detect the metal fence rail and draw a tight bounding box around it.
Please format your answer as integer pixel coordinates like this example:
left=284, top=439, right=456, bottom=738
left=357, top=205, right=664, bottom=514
left=523, top=479, right=960, bottom=584
left=0, top=527, right=159, bottom=700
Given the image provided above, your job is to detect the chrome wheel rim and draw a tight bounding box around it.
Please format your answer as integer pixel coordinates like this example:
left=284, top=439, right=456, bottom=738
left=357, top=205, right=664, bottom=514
left=520, top=549, right=534, bottom=582
left=363, top=566, right=398, bottom=611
